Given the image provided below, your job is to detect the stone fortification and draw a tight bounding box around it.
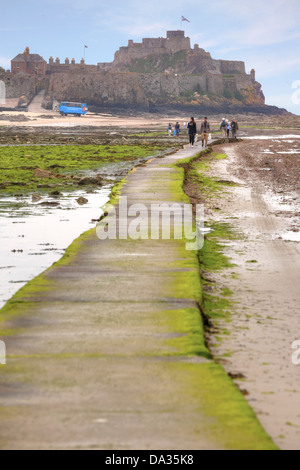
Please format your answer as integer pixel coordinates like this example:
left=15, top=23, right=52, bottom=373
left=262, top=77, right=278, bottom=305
left=3, top=31, right=280, bottom=112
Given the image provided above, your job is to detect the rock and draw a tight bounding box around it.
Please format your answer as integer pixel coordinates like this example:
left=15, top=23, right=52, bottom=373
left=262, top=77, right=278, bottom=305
left=9, top=182, right=28, bottom=186
left=32, top=193, right=42, bottom=203
left=49, top=190, right=61, bottom=197
left=39, top=201, right=60, bottom=207
left=18, top=95, right=29, bottom=107
left=76, top=197, right=89, bottom=205
left=34, top=168, right=53, bottom=179
left=37, top=184, right=54, bottom=189
left=95, top=174, right=104, bottom=184
left=78, top=176, right=101, bottom=186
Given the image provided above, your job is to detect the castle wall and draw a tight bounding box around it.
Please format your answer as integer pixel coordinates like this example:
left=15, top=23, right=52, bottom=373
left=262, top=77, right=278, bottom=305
left=48, top=72, right=149, bottom=109
left=220, top=60, right=246, bottom=74
left=114, top=32, right=191, bottom=66
left=46, top=64, right=98, bottom=74
left=0, top=73, right=47, bottom=99
left=140, top=73, right=208, bottom=97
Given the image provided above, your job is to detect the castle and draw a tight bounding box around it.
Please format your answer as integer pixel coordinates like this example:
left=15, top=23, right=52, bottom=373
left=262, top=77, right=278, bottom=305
left=10, top=31, right=256, bottom=80
left=3, top=31, right=266, bottom=112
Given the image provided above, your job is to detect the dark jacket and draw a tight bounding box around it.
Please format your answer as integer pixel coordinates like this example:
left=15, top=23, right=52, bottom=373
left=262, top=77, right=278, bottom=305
left=200, top=121, right=210, bottom=133
left=188, top=121, right=197, bottom=135
left=231, top=120, right=239, bottom=131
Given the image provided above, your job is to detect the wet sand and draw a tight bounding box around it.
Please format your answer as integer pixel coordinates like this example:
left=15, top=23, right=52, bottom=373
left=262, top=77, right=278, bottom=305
left=204, top=136, right=300, bottom=450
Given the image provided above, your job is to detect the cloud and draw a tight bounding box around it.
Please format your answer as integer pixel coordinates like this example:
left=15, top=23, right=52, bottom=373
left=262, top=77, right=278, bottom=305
left=189, top=33, right=217, bottom=50
left=261, top=59, right=300, bottom=80
left=218, top=0, right=300, bottom=47
left=115, top=21, right=172, bottom=38
left=241, top=55, right=300, bottom=80
left=0, top=57, right=11, bottom=69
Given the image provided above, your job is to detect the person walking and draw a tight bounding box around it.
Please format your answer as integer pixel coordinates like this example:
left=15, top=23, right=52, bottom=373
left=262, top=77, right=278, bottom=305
left=187, top=117, right=197, bottom=147
left=226, top=121, right=231, bottom=138
left=168, top=123, right=173, bottom=137
left=220, top=118, right=227, bottom=138
left=200, top=117, right=211, bottom=148
left=175, top=122, right=181, bottom=137
left=231, top=118, right=239, bottom=139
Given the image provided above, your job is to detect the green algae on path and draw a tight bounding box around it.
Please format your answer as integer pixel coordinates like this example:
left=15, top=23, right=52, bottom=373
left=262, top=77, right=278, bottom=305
left=0, top=144, right=277, bottom=450
left=179, top=150, right=241, bottom=322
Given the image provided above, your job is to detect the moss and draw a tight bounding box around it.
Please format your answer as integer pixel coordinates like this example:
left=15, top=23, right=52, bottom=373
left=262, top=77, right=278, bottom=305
left=200, top=223, right=237, bottom=273
left=158, top=307, right=211, bottom=359
left=215, top=154, right=228, bottom=160
left=0, top=143, right=169, bottom=195
left=203, top=292, right=233, bottom=320
left=181, top=362, right=277, bottom=450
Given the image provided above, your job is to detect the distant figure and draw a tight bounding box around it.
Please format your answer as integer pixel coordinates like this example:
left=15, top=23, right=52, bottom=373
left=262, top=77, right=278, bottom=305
left=220, top=118, right=227, bottom=138
left=183, top=122, right=187, bottom=129
left=175, top=122, right=180, bottom=137
left=187, top=117, right=197, bottom=147
left=231, top=118, right=239, bottom=139
left=168, top=123, right=173, bottom=137
left=200, top=117, right=211, bottom=148
left=227, top=121, right=231, bottom=138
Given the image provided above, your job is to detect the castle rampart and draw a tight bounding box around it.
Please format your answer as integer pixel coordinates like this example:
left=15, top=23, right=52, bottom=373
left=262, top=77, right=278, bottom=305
left=113, top=31, right=191, bottom=66
left=6, top=31, right=264, bottom=110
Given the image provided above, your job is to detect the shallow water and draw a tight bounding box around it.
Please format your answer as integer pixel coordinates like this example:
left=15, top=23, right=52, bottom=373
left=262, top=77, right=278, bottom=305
left=244, top=135, right=300, bottom=140
left=0, top=187, right=111, bottom=309
left=281, top=231, right=300, bottom=242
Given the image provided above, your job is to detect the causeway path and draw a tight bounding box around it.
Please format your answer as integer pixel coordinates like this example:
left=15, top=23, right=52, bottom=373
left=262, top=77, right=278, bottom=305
left=0, top=143, right=276, bottom=450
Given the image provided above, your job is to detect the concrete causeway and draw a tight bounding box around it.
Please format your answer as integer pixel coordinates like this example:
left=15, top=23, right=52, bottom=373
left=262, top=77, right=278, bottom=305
left=0, top=143, right=276, bottom=450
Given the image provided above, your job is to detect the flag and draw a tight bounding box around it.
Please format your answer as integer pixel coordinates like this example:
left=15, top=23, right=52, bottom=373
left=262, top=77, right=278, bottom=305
left=181, top=16, right=190, bottom=23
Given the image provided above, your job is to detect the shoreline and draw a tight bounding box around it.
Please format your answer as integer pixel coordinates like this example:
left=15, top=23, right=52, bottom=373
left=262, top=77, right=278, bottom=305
left=181, top=138, right=300, bottom=450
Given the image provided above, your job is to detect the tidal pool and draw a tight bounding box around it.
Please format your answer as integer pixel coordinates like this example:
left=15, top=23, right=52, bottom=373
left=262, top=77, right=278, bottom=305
left=0, top=187, right=111, bottom=309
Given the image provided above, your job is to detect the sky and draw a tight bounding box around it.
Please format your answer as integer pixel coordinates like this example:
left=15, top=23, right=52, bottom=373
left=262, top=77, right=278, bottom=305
left=1, top=0, right=300, bottom=114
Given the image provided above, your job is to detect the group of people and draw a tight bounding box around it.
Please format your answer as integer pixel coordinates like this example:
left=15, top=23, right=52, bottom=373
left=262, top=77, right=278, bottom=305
left=168, top=122, right=181, bottom=137
left=220, top=117, right=239, bottom=139
left=168, top=116, right=239, bottom=148
left=187, top=117, right=211, bottom=148
left=168, top=117, right=211, bottom=148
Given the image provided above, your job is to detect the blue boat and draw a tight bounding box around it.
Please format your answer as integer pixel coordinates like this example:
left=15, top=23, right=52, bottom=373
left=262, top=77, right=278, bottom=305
left=59, top=102, right=88, bottom=116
